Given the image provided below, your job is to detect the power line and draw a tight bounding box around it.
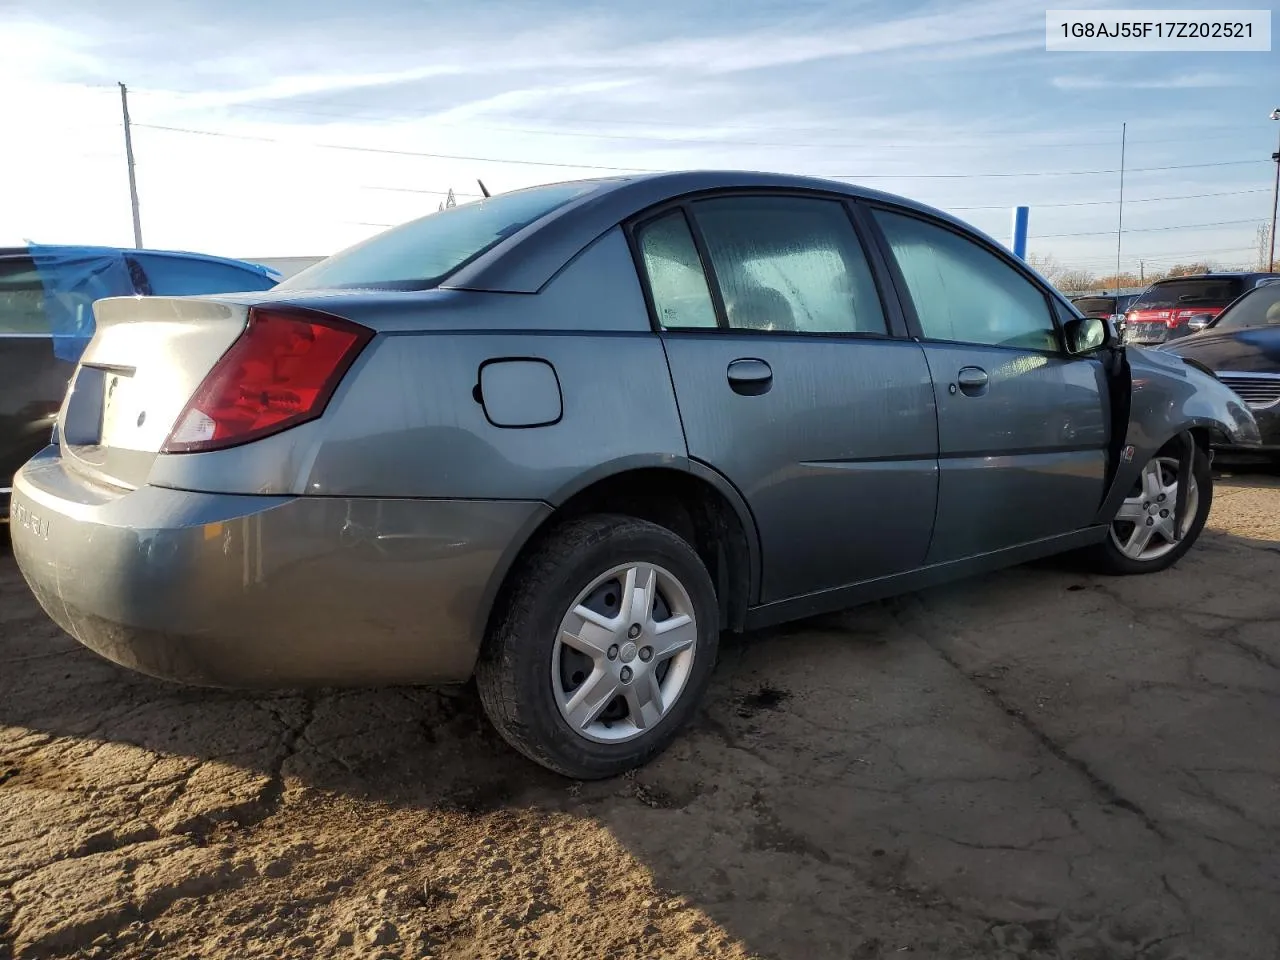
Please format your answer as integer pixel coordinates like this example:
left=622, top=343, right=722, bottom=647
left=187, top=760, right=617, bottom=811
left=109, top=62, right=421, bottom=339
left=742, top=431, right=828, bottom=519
left=362, top=184, right=486, bottom=198
left=949, top=188, right=1270, bottom=210
left=132, top=121, right=1270, bottom=180
left=1040, top=246, right=1258, bottom=267
left=132, top=122, right=656, bottom=172
left=133, top=87, right=1276, bottom=150
left=159, top=98, right=1261, bottom=154
left=1033, top=218, right=1260, bottom=239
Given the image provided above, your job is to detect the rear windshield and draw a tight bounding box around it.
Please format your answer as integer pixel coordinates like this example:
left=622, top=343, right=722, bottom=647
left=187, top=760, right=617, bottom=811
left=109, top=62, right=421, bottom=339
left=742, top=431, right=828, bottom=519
left=1211, top=283, right=1280, bottom=331
left=279, top=181, right=604, bottom=291
left=1072, top=298, right=1114, bottom=314
left=1131, top=278, right=1245, bottom=310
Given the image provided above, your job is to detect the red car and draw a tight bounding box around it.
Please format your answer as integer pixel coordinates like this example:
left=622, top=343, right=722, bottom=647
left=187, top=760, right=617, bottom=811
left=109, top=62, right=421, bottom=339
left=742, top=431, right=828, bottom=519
left=1123, top=273, right=1280, bottom=346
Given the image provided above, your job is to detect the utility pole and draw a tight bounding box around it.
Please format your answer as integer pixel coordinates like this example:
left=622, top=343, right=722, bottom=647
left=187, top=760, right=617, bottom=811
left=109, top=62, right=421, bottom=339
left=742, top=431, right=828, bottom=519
left=1115, top=122, right=1126, bottom=294
left=1139, top=260, right=1144, bottom=282
left=119, top=82, right=143, bottom=249
left=1269, top=108, right=1280, bottom=271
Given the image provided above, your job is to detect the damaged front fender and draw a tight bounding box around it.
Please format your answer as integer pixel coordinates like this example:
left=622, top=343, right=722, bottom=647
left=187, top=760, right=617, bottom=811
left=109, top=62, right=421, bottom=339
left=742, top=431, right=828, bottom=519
left=1094, top=345, right=1260, bottom=525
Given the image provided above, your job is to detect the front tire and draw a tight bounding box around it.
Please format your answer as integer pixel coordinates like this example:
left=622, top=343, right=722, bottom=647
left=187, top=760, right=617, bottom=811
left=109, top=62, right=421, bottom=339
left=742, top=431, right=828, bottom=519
left=475, top=514, right=720, bottom=779
left=1089, top=442, right=1213, bottom=575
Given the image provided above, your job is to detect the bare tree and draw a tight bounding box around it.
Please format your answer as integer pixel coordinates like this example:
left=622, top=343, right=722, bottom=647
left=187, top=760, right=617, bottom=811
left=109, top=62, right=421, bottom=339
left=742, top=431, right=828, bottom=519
left=1094, top=272, right=1142, bottom=291
left=1026, top=252, right=1062, bottom=281
left=1159, top=262, right=1218, bottom=279
left=1056, top=269, right=1099, bottom=293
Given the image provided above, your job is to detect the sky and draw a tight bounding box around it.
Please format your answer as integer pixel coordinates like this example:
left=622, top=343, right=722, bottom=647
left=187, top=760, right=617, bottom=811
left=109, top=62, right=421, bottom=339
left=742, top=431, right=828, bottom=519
left=2, top=0, right=1278, bottom=279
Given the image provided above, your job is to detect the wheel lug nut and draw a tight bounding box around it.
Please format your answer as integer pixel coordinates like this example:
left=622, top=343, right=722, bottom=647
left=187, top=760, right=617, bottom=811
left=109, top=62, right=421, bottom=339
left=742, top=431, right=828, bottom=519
left=1143, top=502, right=1150, bottom=509
left=607, top=645, right=619, bottom=661
left=1146, top=517, right=1154, bottom=526
left=620, top=666, right=633, bottom=683
left=1157, top=493, right=1166, bottom=502
left=1160, top=509, right=1169, bottom=518
left=639, top=647, right=653, bottom=662
left=628, top=623, right=641, bottom=639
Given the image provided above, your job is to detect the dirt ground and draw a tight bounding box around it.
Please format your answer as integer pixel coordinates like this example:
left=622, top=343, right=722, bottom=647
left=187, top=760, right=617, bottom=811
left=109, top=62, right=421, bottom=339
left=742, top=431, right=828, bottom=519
left=1, top=466, right=1278, bottom=960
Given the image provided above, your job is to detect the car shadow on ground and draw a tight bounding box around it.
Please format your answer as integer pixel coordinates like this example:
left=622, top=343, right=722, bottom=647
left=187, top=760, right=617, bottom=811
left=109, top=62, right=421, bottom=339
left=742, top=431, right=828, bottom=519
left=1, top=510, right=1278, bottom=958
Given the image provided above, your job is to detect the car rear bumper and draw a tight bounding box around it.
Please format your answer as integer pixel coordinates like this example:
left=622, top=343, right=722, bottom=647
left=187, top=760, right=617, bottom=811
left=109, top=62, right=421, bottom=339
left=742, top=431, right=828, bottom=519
left=9, top=447, right=549, bottom=688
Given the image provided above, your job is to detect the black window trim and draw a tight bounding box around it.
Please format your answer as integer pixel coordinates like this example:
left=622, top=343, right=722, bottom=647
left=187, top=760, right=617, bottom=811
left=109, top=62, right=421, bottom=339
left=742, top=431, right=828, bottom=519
left=622, top=186, right=908, bottom=342
left=629, top=207, right=726, bottom=332
left=857, top=199, right=1074, bottom=358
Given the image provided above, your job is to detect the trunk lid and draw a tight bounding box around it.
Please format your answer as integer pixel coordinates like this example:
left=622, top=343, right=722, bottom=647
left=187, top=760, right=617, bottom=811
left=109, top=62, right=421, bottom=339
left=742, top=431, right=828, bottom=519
left=58, top=296, right=248, bottom=490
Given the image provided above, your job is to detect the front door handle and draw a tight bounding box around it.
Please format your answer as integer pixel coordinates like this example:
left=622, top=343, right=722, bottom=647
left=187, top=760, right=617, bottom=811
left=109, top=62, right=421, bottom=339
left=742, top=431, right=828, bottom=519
left=727, top=358, right=773, bottom=396
left=956, top=366, right=989, bottom=396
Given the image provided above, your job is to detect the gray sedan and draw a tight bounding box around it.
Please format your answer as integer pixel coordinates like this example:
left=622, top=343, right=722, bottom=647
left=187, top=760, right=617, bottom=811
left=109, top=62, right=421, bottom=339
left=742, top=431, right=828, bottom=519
left=8, top=172, right=1260, bottom=779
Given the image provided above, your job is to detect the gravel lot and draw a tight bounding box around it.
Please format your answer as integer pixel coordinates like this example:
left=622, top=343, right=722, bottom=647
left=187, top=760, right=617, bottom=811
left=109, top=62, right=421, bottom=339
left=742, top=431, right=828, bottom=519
left=2, top=467, right=1278, bottom=960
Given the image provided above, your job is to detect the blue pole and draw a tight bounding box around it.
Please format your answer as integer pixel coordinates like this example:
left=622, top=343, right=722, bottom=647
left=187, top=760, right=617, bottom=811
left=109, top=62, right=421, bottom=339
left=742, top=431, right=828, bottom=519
left=1011, top=206, right=1029, bottom=260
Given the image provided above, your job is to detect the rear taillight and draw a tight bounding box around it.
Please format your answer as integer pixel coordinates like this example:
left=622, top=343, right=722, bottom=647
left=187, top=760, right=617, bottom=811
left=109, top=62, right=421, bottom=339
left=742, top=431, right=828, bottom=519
left=162, top=307, right=373, bottom=454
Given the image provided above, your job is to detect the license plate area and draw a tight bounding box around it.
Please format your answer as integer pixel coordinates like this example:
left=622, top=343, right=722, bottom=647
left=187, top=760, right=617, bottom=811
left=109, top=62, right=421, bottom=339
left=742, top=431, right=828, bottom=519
left=61, top=364, right=137, bottom=450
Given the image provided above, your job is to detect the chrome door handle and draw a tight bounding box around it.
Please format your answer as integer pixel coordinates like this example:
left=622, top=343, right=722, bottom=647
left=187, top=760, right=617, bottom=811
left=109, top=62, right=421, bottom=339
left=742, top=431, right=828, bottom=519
left=956, top=366, right=989, bottom=396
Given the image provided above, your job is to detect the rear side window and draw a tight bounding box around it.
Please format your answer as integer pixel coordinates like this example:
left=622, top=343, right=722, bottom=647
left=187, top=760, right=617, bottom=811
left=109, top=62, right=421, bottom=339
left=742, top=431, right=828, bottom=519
left=874, top=209, right=1058, bottom=351
left=634, top=211, right=719, bottom=330
left=0, top=258, right=48, bottom=335
left=280, top=181, right=603, bottom=291
left=1131, top=278, right=1245, bottom=309
left=690, top=196, right=887, bottom=335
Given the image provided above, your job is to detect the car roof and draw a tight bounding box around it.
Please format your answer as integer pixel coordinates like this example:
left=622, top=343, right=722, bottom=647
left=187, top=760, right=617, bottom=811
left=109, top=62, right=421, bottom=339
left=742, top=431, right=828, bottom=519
left=1146, top=272, right=1275, bottom=283
left=441, top=170, right=1023, bottom=295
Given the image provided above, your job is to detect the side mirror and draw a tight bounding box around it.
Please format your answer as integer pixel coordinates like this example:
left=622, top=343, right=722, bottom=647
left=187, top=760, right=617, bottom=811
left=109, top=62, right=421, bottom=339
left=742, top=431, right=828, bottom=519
left=1063, top=315, right=1110, bottom=355
left=1186, top=313, right=1214, bottom=332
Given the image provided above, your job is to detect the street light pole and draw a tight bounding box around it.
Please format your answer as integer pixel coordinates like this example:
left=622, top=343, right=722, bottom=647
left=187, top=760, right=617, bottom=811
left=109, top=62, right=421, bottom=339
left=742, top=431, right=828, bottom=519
left=1269, top=108, right=1280, bottom=272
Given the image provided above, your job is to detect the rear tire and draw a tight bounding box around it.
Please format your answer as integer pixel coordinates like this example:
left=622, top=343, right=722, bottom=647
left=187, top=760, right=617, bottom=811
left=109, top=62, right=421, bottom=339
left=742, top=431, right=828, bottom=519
left=1087, top=443, right=1213, bottom=575
left=475, top=514, right=720, bottom=779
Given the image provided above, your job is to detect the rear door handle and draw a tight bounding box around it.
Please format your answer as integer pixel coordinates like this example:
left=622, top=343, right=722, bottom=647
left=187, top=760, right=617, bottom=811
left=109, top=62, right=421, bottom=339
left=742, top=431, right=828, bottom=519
left=726, top=358, right=773, bottom=396
left=955, top=366, right=989, bottom=396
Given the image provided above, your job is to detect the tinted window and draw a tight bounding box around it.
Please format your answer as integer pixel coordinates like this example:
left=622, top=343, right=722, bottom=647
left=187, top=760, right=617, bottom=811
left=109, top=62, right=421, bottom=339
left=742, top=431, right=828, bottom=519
left=1072, top=297, right=1115, bottom=315
left=280, top=181, right=604, bottom=291
left=691, top=196, right=886, bottom=335
left=1211, top=283, right=1280, bottom=331
left=131, top=255, right=277, bottom=296
left=874, top=210, right=1058, bottom=351
left=635, top=211, right=719, bottom=330
left=0, top=258, right=48, bottom=335
left=1131, top=278, right=1245, bottom=309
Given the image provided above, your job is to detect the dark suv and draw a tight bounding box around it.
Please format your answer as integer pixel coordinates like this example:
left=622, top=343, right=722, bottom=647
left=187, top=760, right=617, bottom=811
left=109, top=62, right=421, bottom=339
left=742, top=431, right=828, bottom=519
left=1, top=245, right=278, bottom=518
left=1123, top=273, right=1280, bottom=345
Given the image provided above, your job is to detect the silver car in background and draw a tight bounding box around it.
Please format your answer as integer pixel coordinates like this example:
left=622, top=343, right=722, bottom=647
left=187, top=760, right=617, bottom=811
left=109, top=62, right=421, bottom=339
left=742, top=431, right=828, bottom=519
left=9, top=171, right=1260, bottom=778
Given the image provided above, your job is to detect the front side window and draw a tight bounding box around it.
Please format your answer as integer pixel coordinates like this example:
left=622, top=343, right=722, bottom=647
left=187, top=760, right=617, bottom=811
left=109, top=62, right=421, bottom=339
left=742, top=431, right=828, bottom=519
left=874, top=209, right=1059, bottom=351
left=634, top=211, right=719, bottom=330
left=690, top=196, right=887, bottom=335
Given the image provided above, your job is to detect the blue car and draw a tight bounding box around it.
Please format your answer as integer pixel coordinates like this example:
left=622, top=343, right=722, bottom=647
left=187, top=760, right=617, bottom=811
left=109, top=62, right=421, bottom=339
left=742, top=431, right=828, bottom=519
left=0, top=244, right=279, bottom=516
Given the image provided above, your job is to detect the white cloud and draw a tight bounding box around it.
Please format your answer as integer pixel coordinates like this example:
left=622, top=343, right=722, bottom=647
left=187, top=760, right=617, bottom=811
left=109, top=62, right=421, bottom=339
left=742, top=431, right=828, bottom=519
left=1052, top=71, right=1245, bottom=90
left=0, top=0, right=1270, bottom=275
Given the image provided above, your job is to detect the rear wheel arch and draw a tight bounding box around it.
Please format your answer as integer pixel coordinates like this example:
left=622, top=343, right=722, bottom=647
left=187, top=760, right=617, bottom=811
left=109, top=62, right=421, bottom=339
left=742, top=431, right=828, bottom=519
left=477, top=463, right=759, bottom=656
